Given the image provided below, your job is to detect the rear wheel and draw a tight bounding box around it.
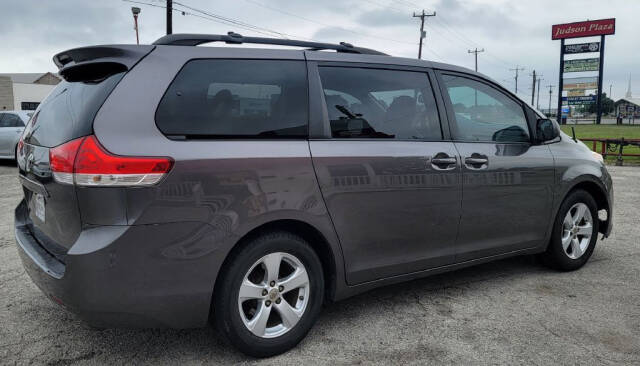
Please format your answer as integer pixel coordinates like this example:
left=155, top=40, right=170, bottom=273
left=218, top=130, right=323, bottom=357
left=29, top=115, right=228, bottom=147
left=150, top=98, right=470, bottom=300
left=540, top=190, right=599, bottom=271
left=214, top=231, right=324, bottom=357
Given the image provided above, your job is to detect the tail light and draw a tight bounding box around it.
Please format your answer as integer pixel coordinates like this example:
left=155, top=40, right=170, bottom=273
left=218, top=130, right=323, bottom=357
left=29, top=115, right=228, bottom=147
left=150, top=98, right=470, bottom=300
left=49, top=135, right=173, bottom=186
left=17, top=138, right=24, bottom=156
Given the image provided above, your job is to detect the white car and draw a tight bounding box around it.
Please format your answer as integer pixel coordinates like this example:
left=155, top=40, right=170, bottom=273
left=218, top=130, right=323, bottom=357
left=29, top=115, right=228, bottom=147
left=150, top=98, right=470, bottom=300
left=0, top=111, right=32, bottom=160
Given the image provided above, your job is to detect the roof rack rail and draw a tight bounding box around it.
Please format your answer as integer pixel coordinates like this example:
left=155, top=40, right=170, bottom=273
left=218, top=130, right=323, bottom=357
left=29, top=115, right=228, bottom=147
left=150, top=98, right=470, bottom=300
left=152, top=32, right=387, bottom=56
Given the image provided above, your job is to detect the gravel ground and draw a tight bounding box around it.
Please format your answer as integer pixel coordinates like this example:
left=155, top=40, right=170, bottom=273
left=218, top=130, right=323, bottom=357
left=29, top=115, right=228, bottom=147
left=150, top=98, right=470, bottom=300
left=0, top=161, right=639, bottom=365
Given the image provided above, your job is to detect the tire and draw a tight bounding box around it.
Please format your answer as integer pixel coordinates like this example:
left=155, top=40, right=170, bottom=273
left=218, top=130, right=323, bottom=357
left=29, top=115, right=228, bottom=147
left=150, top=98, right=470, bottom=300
left=213, top=231, right=324, bottom=358
left=540, top=189, right=599, bottom=271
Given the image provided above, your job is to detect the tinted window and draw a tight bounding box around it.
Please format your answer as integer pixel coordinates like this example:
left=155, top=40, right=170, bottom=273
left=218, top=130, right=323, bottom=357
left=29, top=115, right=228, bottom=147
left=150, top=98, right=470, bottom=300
left=442, top=74, right=530, bottom=142
left=0, top=113, right=23, bottom=127
left=23, top=72, right=125, bottom=147
left=318, top=67, right=441, bottom=140
left=156, top=60, right=308, bottom=138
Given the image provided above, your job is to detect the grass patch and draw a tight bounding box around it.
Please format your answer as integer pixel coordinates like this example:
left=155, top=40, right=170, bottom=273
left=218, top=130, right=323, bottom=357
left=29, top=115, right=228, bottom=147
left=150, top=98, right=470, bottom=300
left=559, top=124, right=640, bottom=162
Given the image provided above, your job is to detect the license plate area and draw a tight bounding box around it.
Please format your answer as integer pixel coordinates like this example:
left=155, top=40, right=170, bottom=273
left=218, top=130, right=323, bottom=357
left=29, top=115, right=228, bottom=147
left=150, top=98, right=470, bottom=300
left=33, top=193, right=45, bottom=223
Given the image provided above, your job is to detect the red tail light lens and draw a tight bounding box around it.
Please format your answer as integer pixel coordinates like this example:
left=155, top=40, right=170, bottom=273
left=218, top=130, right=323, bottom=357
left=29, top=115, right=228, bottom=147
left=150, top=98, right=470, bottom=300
left=49, top=138, right=85, bottom=184
left=17, top=138, right=24, bottom=156
left=49, top=135, right=173, bottom=186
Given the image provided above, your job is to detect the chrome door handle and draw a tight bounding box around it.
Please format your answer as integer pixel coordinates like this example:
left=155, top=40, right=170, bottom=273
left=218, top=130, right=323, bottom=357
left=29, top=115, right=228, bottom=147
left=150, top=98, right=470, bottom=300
left=464, top=155, right=488, bottom=170
left=431, top=155, right=457, bottom=170
left=465, top=157, right=488, bottom=164
left=432, top=157, right=457, bottom=165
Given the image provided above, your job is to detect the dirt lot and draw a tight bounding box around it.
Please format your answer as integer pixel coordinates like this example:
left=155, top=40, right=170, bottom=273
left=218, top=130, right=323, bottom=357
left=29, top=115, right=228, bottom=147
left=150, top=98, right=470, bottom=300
left=1, top=161, right=639, bottom=365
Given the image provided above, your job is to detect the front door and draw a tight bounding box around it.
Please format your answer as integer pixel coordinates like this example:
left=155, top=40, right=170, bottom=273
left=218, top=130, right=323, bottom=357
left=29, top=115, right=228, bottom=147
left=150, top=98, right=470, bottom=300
left=309, top=64, right=462, bottom=285
left=438, top=72, right=555, bottom=262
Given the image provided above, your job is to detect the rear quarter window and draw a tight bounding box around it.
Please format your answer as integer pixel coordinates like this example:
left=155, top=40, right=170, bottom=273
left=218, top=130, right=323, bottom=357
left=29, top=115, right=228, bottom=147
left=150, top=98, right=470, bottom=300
left=23, top=72, right=125, bottom=148
left=155, top=59, right=308, bottom=138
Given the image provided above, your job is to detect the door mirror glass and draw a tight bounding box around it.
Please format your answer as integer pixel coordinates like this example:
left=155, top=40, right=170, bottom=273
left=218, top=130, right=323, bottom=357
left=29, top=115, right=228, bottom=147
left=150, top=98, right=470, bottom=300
left=536, top=118, right=559, bottom=142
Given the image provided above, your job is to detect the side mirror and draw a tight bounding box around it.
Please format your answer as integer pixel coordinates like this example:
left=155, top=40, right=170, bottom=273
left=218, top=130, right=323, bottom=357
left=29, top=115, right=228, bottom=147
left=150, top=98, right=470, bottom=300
left=536, top=118, right=559, bottom=142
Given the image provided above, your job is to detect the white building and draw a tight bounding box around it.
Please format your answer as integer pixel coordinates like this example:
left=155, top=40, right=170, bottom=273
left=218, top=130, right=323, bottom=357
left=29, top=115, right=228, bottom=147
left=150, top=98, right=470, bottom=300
left=0, top=72, right=61, bottom=111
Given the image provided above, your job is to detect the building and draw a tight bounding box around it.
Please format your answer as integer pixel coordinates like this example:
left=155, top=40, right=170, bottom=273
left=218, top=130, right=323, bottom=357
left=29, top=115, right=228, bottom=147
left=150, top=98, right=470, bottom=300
left=615, top=98, right=640, bottom=119
left=0, top=72, right=61, bottom=111
left=615, top=76, right=639, bottom=120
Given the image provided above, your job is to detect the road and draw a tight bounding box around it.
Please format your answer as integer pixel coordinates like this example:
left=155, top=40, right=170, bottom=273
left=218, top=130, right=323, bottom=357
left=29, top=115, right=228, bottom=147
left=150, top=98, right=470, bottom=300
left=0, top=161, right=639, bottom=365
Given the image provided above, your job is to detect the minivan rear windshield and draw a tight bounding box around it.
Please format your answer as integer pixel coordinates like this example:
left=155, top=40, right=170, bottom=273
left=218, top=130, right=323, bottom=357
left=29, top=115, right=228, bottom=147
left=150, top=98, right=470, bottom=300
left=23, top=72, right=125, bottom=148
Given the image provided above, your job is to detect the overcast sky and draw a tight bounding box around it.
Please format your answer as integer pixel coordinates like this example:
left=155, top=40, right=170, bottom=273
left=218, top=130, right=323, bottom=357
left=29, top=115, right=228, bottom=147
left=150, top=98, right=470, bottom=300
left=1, top=0, right=638, bottom=103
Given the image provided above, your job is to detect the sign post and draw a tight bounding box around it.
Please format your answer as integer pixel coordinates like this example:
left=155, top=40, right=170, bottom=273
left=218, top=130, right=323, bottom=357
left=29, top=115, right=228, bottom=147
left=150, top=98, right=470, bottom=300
left=552, top=18, right=615, bottom=124
left=557, top=39, right=565, bottom=124
left=596, top=35, right=606, bottom=124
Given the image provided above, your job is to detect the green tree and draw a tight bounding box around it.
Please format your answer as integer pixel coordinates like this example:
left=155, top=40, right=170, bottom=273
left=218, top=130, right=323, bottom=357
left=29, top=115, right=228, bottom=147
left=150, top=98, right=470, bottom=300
left=587, top=93, right=614, bottom=114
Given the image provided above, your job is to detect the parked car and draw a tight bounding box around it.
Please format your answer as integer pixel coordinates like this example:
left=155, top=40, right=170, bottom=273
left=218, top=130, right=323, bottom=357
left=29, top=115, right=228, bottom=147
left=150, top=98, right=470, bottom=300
left=15, top=33, right=613, bottom=357
left=0, top=110, right=31, bottom=160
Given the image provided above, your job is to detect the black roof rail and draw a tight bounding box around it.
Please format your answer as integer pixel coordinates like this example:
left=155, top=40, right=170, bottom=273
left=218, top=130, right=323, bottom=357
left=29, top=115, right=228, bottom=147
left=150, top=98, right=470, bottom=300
left=152, top=32, right=387, bottom=56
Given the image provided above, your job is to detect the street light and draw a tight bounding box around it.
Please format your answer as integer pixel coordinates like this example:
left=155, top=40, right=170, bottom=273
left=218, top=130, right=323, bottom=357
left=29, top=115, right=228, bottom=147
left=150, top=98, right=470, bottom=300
left=131, top=7, right=141, bottom=45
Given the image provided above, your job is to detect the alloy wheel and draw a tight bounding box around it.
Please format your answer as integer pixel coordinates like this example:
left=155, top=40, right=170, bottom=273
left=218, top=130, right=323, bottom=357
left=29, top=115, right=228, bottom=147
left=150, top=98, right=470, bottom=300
left=561, top=202, right=594, bottom=259
left=237, top=252, right=310, bottom=338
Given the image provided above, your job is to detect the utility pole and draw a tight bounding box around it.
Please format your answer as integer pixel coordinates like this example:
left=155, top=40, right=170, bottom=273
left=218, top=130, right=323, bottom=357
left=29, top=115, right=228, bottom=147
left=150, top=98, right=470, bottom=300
left=536, top=76, right=543, bottom=109
left=547, top=85, right=554, bottom=116
left=510, top=65, right=525, bottom=94
left=413, top=10, right=436, bottom=59
left=166, top=0, right=173, bottom=35
left=530, top=70, right=537, bottom=105
left=467, top=48, right=485, bottom=72
left=609, top=84, right=612, bottom=98
left=131, top=7, right=141, bottom=45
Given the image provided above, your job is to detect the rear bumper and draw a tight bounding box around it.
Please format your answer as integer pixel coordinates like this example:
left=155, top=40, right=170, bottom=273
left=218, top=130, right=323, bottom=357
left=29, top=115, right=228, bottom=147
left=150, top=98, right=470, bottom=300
left=14, top=199, right=223, bottom=328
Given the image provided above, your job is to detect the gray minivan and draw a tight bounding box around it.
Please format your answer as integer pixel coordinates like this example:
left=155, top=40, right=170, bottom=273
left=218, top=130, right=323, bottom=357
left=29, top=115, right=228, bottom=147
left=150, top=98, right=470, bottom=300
left=15, top=33, right=613, bottom=357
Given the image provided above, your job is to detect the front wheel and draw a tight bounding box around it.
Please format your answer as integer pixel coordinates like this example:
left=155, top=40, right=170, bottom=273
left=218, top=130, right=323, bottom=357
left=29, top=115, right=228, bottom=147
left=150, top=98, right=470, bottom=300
left=213, top=231, right=324, bottom=357
left=540, top=190, right=599, bottom=271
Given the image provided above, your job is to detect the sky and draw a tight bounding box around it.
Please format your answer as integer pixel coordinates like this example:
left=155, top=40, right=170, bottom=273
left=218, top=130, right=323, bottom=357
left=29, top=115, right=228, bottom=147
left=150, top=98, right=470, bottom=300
left=1, top=0, right=638, bottom=105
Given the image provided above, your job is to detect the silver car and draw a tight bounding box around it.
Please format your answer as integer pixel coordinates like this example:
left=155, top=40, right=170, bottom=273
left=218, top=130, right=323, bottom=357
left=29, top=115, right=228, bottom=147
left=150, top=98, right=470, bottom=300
left=0, top=111, right=31, bottom=160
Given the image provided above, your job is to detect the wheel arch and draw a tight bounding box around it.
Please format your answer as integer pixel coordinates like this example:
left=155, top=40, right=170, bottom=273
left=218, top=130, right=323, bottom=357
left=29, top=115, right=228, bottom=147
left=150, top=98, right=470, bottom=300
left=559, top=176, right=611, bottom=237
left=211, top=219, right=338, bottom=318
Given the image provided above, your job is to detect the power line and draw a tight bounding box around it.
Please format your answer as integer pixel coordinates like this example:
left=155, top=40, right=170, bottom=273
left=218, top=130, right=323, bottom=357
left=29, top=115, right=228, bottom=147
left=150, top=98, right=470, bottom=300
left=173, top=1, right=290, bottom=39
left=392, top=0, right=482, bottom=48
left=244, top=0, right=416, bottom=46
left=384, top=0, right=518, bottom=67
left=360, top=0, right=409, bottom=14
left=245, top=0, right=444, bottom=61
left=351, top=0, right=516, bottom=70
left=122, top=0, right=305, bottom=39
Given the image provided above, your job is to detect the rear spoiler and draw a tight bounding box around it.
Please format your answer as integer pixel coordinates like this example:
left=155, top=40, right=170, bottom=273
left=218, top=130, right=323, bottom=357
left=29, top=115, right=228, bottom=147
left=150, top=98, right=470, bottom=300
left=53, top=45, right=155, bottom=82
